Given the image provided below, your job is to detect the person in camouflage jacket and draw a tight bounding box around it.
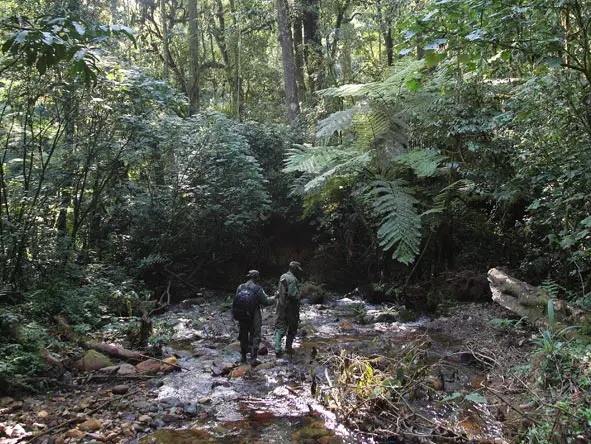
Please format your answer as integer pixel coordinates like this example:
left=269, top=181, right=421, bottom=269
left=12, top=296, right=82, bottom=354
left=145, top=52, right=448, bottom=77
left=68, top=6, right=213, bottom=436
left=274, top=261, right=302, bottom=356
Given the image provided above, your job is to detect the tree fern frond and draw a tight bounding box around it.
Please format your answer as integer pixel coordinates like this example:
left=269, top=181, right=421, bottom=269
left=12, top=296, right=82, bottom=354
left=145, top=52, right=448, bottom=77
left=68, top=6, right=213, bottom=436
left=283, top=144, right=346, bottom=174
left=316, top=107, right=360, bottom=140
left=431, top=179, right=475, bottom=211
left=303, top=152, right=371, bottom=194
left=395, top=150, right=448, bottom=177
left=364, top=179, right=422, bottom=264
left=318, top=60, right=426, bottom=102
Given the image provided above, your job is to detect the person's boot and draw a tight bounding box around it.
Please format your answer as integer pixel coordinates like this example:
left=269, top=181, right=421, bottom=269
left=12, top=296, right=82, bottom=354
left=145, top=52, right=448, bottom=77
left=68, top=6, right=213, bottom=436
left=274, top=331, right=283, bottom=357
left=240, top=350, right=247, bottom=364
left=286, top=335, right=294, bottom=355
left=250, top=347, right=261, bottom=366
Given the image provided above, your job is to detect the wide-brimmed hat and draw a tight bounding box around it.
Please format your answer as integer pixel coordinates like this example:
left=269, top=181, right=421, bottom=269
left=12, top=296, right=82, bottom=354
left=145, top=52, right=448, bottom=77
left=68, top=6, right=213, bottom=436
left=246, top=269, right=260, bottom=279
left=289, top=261, right=302, bottom=272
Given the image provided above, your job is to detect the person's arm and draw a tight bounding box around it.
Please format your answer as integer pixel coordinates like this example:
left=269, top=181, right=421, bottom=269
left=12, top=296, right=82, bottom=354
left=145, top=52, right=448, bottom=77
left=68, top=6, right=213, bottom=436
left=257, top=286, right=275, bottom=306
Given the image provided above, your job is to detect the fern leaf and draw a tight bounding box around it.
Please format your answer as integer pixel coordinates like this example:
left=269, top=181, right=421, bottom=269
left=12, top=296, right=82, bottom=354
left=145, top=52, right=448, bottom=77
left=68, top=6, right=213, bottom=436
left=395, top=150, right=447, bottom=177
left=316, top=108, right=359, bottom=139
left=364, top=179, right=422, bottom=264
left=303, top=152, right=371, bottom=194
left=431, top=179, right=474, bottom=212
left=283, top=144, right=345, bottom=174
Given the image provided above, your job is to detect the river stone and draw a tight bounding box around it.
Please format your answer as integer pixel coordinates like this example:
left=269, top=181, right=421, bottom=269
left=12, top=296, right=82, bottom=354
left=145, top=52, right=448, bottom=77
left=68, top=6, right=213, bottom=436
left=98, top=365, right=120, bottom=374
left=147, top=379, right=164, bottom=389
left=133, top=400, right=153, bottom=411
left=138, top=414, right=152, bottom=423
left=111, top=385, right=129, bottom=395
left=118, top=364, right=137, bottom=375
left=160, top=397, right=181, bottom=407
left=363, top=309, right=399, bottom=324
left=78, top=418, right=101, bottom=431
left=76, top=350, right=113, bottom=372
left=211, top=361, right=234, bottom=376
left=0, top=396, right=14, bottom=406
left=65, top=429, right=85, bottom=438
left=136, top=358, right=161, bottom=373
left=255, top=361, right=275, bottom=370
left=183, top=403, right=198, bottom=416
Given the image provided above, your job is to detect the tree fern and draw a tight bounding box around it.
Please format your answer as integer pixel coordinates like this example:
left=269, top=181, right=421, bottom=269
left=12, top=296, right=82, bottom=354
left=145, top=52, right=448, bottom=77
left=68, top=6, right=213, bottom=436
left=284, top=144, right=370, bottom=195
left=395, top=150, right=448, bottom=178
left=363, top=179, right=422, bottom=264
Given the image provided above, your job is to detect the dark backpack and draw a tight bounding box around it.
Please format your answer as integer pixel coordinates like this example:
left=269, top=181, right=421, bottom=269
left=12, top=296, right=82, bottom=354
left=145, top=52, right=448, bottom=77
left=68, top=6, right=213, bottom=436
left=232, top=284, right=259, bottom=321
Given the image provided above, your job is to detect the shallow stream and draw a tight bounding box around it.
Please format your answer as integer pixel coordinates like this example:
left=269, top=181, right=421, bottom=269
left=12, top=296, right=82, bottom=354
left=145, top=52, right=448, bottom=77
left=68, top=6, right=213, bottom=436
left=139, top=295, right=507, bottom=443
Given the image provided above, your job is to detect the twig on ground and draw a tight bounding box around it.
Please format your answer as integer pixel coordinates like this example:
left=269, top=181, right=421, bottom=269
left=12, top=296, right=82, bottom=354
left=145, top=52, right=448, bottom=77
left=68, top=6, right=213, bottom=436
left=484, top=386, right=541, bottom=426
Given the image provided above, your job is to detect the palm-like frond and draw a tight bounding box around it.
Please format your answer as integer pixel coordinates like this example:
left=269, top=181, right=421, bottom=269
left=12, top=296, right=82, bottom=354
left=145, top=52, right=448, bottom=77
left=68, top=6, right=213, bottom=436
left=318, top=59, right=426, bottom=101
left=364, top=179, right=422, bottom=265
left=316, top=107, right=359, bottom=140
left=283, top=144, right=371, bottom=195
left=395, top=150, right=448, bottom=177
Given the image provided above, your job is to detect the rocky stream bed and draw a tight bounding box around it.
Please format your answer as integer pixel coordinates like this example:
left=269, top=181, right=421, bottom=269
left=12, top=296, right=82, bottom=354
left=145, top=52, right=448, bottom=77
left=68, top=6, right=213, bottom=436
left=0, top=291, right=535, bottom=443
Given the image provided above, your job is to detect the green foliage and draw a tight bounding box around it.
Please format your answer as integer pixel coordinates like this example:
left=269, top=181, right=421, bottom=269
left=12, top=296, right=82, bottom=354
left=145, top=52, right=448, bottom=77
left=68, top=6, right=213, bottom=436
left=1, top=15, right=134, bottom=84
left=363, top=179, right=421, bottom=264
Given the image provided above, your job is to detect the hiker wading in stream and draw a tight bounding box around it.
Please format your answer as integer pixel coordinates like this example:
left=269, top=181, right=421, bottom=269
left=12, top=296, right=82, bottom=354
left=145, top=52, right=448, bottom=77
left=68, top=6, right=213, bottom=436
left=233, top=270, right=275, bottom=365
left=275, top=261, right=302, bottom=357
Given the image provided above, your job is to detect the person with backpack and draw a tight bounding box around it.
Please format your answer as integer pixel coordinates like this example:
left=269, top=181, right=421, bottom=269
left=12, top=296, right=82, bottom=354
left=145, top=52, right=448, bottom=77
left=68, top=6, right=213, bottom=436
left=233, top=269, right=275, bottom=365
left=274, top=261, right=303, bottom=357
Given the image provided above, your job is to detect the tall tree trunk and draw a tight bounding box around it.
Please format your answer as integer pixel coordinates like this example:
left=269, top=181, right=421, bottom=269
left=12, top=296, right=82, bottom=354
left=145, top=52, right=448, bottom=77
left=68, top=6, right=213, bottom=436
left=188, top=0, right=200, bottom=115
left=303, top=0, right=323, bottom=91
left=293, top=13, right=306, bottom=101
left=384, top=24, right=393, bottom=66
left=277, top=0, right=300, bottom=123
left=160, top=0, right=170, bottom=80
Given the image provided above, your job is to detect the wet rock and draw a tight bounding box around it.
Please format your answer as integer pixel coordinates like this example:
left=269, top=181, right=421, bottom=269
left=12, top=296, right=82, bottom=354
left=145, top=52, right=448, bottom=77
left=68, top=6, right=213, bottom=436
left=66, top=428, right=85, bottom=438
left=160, top=397, right=181, bottom=407
left=300, top=283, right=327, bottom=304
left=333, top=297, right=363, bottom=307
left=183, top=403, right=199, bottom=416
left=0, top=396, right=14, bottom=406
left=78, top=418, right=101, bottom=431
left=147, top=379, right=164, bottom=389
left=211, top=361, right=234, bottom=376
left=98, top=365, right=120, bottom=374
left=230, top=366, right=250, bottom=378
left=153, top=418, right=166, bottom=428
left=118, top=364, right=138, bottom=375
left=258, top=345, right=268, bottom=356
left=76, top=350, right=113, bottom=372
left=136, top=359, right=162, bottom=373
left=132, top=400, right=153, bottom=411
left=255, top=361, right=276, bottom=370
left=111, top=384, right=129, bottom=395
left=138, top=414, right=152, bottom=423
left=363, top=309, right=399, bottom=324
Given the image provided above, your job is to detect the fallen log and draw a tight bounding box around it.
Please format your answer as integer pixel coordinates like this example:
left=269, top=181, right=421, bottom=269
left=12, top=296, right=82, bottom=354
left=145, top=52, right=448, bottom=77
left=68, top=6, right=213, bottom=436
left=84, top=341, right=144, bottom=361
left=487, top=268, right=577, bottom=323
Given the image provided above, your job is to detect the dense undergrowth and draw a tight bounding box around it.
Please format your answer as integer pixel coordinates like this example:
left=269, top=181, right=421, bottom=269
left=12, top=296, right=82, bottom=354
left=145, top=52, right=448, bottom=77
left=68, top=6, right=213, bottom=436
left=318, top=304, right=591, bottom=443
